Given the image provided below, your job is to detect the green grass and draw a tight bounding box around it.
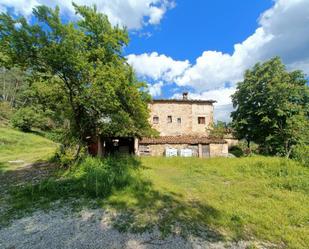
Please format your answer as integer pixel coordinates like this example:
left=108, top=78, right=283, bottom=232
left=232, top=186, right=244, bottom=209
left=3, top=155, right=308, bottom=248
left=0, top=127, right=57, bottom=172
left=0, top=128, right=308, bottom=248
left=105, top=157, right=309, bottom=248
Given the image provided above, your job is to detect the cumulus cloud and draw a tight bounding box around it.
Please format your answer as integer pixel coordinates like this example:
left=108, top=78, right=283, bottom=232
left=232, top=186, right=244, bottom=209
left=127, top=52, right=190, bottom=82
left=172, top=87, right=236, bottom=106
left=0, top=0, right=174, bottom=29
left=176, top=0, right=309, bottom=90
left=147, top=81, right=164, bottom=97
left=172, top=88, right=236, bottom=122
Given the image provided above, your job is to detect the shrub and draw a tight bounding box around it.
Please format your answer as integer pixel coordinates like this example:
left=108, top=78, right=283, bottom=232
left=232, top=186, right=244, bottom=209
left=11, top=107, right=44, bottom=131
left=76, top=156, right=136, bottom=197
left=52, top=141, right=87, bottom=167
left=0, top=101, right=14, bottom=124
left=292, top=145, right=309, bottom=167
left=229, top=146, right=244, bottom=157
left=11, top=156, right=140, bottom=205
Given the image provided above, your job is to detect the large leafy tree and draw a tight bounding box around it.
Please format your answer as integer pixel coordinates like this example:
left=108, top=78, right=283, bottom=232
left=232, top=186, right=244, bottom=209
left=0, top=4, right=153, bottom=144
left=231, top=57, right=309, bottom=157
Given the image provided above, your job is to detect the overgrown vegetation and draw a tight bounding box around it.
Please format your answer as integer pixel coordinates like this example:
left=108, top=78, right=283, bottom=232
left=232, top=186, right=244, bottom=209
left=10, top=156, right=139, bottom=201
left=10, top=107, right=48, bottom=132
left=292, top=144, right=309, bottom=167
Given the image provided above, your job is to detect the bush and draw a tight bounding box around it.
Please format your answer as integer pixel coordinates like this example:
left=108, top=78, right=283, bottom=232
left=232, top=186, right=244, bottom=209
left=0, top=101, right=14, bottom=124
left=292, top=145, right=309, bottom=167
left=229, top=146, right=244, bottom=157
left=10, top=107, right=46, bottom=132
left=76, top=156, right=136, bottom=197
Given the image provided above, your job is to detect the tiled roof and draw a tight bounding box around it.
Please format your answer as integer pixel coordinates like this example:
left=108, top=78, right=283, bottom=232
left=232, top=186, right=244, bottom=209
left=151, top=99, right=216, bottom=104
left=139, top=136, right=226, bottom=145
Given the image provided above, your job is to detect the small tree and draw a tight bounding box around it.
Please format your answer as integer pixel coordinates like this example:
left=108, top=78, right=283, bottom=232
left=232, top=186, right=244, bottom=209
left=231, top=57, right=309, bottom=157
left=207, top=121, right=229, bottom=139
left=11, top=107, right=44, bottom=132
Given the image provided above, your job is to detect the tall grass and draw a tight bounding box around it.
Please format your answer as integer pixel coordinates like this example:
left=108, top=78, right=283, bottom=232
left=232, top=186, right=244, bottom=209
left=6, top=156, right=140, bottom=213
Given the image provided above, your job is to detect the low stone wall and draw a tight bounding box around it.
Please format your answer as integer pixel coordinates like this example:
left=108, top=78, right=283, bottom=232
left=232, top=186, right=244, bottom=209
left=139, top=144, right=198, bottom=157
left=138, top=143, right=228, bottom=158
left=209, top=143, right=228, bottom=157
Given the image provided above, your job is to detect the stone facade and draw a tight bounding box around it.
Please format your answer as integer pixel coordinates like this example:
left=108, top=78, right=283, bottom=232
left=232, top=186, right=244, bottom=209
left=138, top=143, right=228, bottom=158
left=139, top=144, right=199, bottom=157
left=137, top=93, right=228, bottom=158
left=149, top=100, right=214, bottom=136
left=224, top=136, right=239, bottom=149
left=209, top=143, right=228, bottom=157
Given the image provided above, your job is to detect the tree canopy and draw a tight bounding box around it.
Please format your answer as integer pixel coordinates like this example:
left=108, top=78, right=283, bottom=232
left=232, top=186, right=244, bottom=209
left=231, top=57, right=309, bottom=157
left=0, top=4, right=153, bottom=143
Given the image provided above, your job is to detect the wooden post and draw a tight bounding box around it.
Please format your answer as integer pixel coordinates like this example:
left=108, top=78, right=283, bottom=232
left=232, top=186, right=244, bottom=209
left=198, top=143, right=203, bottom=158
left=134, top=138, right=139, bottom=156
left=97, top=136, right=103, bottom=157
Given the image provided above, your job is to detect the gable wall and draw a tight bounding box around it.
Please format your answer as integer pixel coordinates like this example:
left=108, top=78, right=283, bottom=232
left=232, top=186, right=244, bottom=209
left=149, top=102, right=214, bottom=136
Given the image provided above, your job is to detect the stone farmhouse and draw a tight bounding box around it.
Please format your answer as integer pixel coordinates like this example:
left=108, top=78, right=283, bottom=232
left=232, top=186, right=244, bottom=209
left=138, top=93, right=228, bottom=157
left=91, top=92, right=228, bottom=157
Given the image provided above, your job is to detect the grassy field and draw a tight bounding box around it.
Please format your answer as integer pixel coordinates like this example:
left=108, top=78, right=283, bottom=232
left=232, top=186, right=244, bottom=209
left=0, top=127, right=57, bottom=172
left=105, top=157, right=309, bottom=249
left=0, top=128, right=308, bottom=248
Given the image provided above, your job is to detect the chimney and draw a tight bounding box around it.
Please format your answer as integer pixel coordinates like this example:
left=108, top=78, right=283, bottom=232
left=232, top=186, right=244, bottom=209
left=182, top=92, right=188, bottom=100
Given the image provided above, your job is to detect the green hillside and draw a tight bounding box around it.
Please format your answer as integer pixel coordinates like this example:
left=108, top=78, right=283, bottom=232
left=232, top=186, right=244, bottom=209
left=0, top=127, right=57, bottom=172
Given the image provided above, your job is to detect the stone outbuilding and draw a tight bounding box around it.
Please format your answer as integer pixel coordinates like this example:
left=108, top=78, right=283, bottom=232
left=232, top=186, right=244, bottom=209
left=138, top=136, right=228, bottom=158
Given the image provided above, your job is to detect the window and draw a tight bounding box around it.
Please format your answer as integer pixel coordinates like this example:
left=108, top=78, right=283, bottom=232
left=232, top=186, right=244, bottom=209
left=198, top=117, right=206, bottom=124
left=177, top=118, right=181, bottom=124
left=153, top=116, right=159, bottom=124
left=167, top=115, right=172, bottom=123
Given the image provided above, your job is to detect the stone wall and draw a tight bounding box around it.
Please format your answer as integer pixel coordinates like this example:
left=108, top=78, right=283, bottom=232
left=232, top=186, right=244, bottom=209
left=209, top=143, right=228, bottom=157
left=139, top=144, right=199, bottom=157
left=224, top=138, right=239, bottom=149
left=149, top=102, right=214, bottom=136
left=138, top=143, right=228, bottom=158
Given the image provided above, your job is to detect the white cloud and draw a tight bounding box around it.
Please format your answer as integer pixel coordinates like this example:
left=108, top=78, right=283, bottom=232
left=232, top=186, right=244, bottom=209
left=213, top=104, right=234, bottom=123
left=0, top=0, right=39, bottom=16
left=172, top=87, right=236, bottom=106
left=127, top=52, right=190, bottom=82
left=0, top=0, right=174, bottom=29
left=147, top=81, right=164, bottom=97
left=176, top=0, right=309, bottom=90
left=172, top=88, right=236, bottom=122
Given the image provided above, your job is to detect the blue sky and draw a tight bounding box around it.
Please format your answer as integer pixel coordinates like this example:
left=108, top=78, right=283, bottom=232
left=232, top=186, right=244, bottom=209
left=126, top=0, right=273, bottom=59
left=126, top=0, right=274, bottom=101
left=1, top=0, right=309, bottom=122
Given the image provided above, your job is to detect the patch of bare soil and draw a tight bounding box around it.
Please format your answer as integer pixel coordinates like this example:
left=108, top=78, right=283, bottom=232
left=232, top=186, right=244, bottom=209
left=0, top=162, right=58, bottom=216
left=0, top=207, right=272, bottom=249
left=0, top=162, right=58, bottom=192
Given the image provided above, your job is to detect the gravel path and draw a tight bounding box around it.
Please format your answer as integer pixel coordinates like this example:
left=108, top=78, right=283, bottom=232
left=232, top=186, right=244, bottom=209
left=0, top=207, right=260, bottom=249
